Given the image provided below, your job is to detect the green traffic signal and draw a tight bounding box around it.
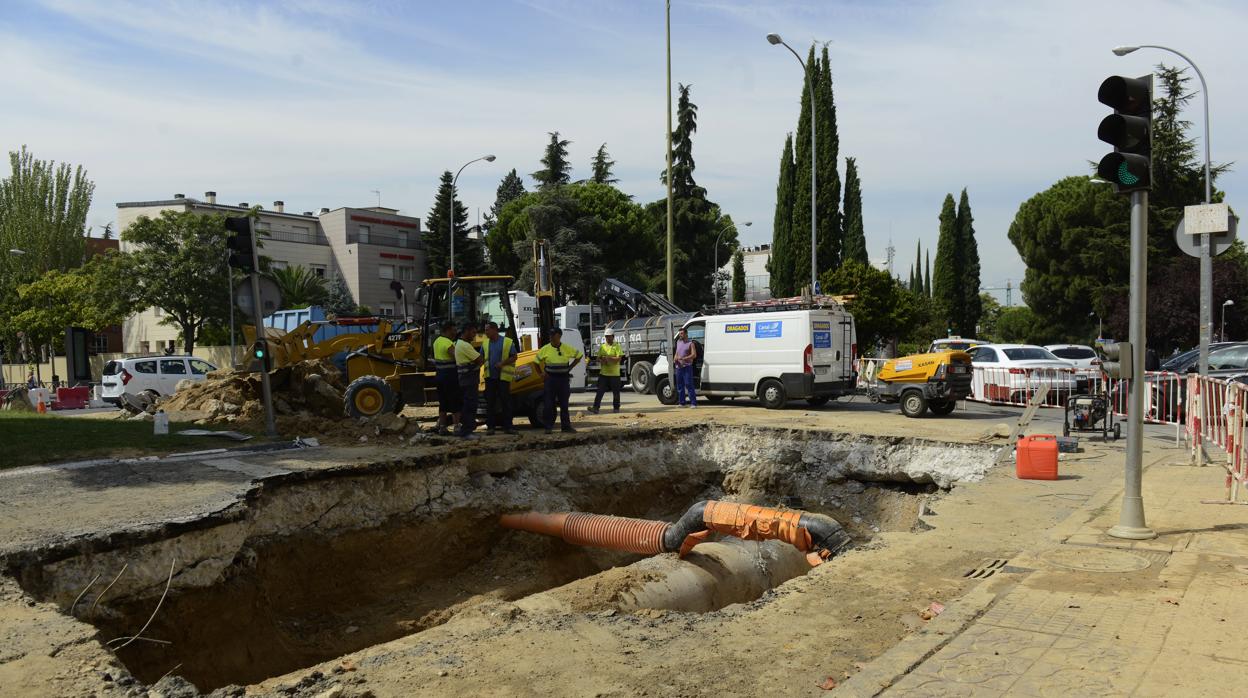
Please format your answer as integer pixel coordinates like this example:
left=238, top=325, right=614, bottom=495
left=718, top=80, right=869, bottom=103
left=1096, top=74, right=1153, bottom=194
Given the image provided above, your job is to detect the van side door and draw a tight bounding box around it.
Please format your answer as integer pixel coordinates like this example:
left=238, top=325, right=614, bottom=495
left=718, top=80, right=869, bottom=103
left=159, top=358, right=189, bottom=394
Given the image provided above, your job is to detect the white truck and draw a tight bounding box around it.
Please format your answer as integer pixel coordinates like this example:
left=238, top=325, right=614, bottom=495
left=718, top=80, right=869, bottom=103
left=652, top=307, right=857, bottom=409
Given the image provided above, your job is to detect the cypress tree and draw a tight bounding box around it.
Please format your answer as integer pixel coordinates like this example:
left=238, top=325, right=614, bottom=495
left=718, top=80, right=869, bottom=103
left=789, top=45, right=817, bottom=292
left=908, top=264, right=916, bottom=293
left=956, top=188, right=982, bottom=336
left=767, top=134, right=796, bottom=297
left=732, top=249, right=747, bottom=302
left=532, top=132, right=572, bottom=188
left=913, top=240, right=922, bottom=292
left=841, top=157, right=867, bottom=264
left=662, top=84, right=706, bottom=200
left=815, top=46, right=842, bottom=273
left=924, top=250, right=932, bottom=298
left=590, top=143, right=618, bottom=184
left=932, top=194, right=960, bottom=331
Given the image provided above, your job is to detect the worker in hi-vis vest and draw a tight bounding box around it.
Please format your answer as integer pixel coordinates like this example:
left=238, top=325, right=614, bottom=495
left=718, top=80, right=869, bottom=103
left=432, top=321, right=461, bottom=436
left=537, top=327, right=583, bottom=434
left=588, top=326, right=624, bottom=414
left=454, top=323, right=484, bottom=439
left=482, top=321, right=519, bottom=436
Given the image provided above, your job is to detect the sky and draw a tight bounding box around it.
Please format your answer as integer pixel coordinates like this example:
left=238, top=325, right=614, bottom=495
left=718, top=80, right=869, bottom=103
left=3, top=0, right=1246, bottom=303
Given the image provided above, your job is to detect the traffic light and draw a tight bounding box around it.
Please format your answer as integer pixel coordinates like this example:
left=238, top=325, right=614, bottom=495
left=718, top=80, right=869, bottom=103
left=1096, top=75, right=1153, bottom=193
left=1103, top=341, right=1133, bottom=380
left=251, top=340, right=271, bottom=372
left=225, top=216, right=255, bottom=271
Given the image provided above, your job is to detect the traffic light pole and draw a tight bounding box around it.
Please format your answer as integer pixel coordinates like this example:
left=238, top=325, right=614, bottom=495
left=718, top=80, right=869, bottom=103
left=247, top=217, right=277, bottom=438
left=1109, top=190, right=1156, bottom=540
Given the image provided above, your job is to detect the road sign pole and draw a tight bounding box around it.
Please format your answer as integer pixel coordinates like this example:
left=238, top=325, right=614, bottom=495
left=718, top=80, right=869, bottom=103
left=247, top=217, right=277, bottom=438
left=1109, top=190, right=1156, bottom=540
left=1199, top=234, right=1212, bottom=375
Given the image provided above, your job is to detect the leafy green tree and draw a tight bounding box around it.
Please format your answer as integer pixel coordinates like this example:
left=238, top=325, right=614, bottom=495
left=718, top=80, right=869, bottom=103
left=815, top=45, right=842, bottom=273
left=821, top=260, right=919, bottom=352
left=270, top=265, right=328, bottom=309
left=10, top=253, right=136, bottom=354
left=955, top=189, right=981, bottom=336
left=732, top=249, right=747, bottom=302
left=767, top=133, right=797, bottom=297
left=483, top=168, right=527, bottom=236
left=590, top=144, right=618, bottom=185
left=510, top=191, right=605, bottom=303
left=532, top=131, right=572, bottom=189
left=977, top=292, right=1003, bottom=341
left=121, top=210, right=233, bottom=354
left=995, top=306, right=1054, bottom=345
left=423, top=170, right=485, bottom=277
left=842, top=157, right=867, bottom=264
left=325, top=273, right=357, bottom=316
left=0, top=147, right=95, bottom=364
left=931, top=194, right=960, bottom=332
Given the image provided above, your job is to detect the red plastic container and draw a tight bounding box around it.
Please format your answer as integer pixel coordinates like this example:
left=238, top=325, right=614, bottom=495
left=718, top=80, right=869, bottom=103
left=1016, top=434, right=1059, bottom=480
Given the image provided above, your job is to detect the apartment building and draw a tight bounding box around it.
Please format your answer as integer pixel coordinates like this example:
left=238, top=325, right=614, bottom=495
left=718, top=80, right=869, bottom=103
left=116, top=192, right=428, bottom=353
left=716, top=244, right=772, bottom=301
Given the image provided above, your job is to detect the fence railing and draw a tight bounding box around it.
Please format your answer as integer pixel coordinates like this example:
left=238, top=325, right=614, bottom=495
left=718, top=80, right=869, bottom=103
left=1185, top=374, right=1248, bottom=503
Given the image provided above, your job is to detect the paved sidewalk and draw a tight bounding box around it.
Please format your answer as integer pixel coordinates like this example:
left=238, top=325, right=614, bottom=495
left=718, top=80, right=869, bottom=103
left=848, top=442, right=1248, bottom=697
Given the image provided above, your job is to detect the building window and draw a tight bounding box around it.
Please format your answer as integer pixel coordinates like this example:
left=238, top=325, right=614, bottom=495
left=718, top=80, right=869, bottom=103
left=292, top=225, right=310, bottom=239
left=399, top=266, right=415, bottom=281
left=255, top=221, right=271, bottom=231
left=270, top=260, right=289, bottom=271
left=139, top=341, right=150, bottom=354
left=310, top=264, right=327, bottom=278
left=378, top=264, right=394, bottom=280
left=91, top=335, right=109, bottom=354
left=380, top=303, right=395, bottom=316
left=153, top=306, right=162, bottom=317
left=358, top=225, right=370, bottom=243
left=397, top=230, right=408, bottom=247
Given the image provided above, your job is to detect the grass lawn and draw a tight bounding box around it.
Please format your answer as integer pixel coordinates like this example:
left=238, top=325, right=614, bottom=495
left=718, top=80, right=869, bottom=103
left=0, top=411, right=258, bottom=469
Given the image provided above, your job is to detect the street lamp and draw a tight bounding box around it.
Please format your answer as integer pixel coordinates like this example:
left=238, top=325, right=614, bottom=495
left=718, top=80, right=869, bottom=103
left=767, top=32, right=817, bottom=293
left=449, top=155, right=496, bottom=277
left=1223, top=299, right=1234, bottom=342
left=1114, top=44, right=1215, bottom=374
left=714, top=221, right=752, bottom=306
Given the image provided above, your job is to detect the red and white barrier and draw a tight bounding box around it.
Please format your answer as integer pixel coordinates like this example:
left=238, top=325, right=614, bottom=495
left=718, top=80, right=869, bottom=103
left=969, top=366, right=1082, bottom=407
left=1186, top=374, right=1248, bottom=503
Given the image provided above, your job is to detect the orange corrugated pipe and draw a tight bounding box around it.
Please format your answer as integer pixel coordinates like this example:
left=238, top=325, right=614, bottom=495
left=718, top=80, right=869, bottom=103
left=499, top=500, right=850, bottom=566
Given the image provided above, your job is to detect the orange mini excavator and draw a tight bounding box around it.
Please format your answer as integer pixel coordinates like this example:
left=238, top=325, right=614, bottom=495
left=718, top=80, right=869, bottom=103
left=500, top=500, right=851, bottom=567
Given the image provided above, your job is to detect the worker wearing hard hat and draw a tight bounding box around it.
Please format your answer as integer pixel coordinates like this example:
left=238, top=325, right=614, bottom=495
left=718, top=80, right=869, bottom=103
left=588, top=327, right=624, bottom=414
left=537, top=327, right=583, bottom=434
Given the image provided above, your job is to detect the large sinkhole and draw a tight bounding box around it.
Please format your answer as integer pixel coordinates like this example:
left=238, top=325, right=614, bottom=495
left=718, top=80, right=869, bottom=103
left=8, top=427, right=993, bottom=693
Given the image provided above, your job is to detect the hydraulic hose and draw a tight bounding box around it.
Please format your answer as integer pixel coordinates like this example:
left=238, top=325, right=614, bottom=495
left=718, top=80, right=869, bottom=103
left=500, top=499, right=851, bottom=566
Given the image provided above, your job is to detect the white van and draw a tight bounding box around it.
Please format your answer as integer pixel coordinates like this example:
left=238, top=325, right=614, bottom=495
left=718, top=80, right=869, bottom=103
left=100, top=356, right=217, bottom=405
left=517, top=327, right=588, bottom=390
left=652, top=308, right=857, bottom=408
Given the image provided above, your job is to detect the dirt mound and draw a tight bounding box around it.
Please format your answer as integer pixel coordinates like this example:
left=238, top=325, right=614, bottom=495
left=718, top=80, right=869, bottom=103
left=160, top=359, right=348, bottom=422
left=1, top=387, right=35, bottom=412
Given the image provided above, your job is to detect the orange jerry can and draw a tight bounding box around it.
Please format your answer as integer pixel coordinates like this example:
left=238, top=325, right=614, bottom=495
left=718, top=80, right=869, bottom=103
left=1016, top=435, right=1059, bottom=480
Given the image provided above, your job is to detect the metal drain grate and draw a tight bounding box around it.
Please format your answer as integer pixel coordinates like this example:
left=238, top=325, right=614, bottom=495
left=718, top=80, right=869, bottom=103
left=964, top=559, right=1008, bottom=579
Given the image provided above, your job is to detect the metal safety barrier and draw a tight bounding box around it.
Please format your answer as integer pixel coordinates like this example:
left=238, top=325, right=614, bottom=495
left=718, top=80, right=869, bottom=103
left=1186, top=374, right=1248, bottom=504
left=969, top=365, right=1083, bottom=407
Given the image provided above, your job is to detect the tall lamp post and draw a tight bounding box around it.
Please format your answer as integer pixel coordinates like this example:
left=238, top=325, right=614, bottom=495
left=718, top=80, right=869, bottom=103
left=1222, top=299, right=1234, bottom=342
left=1114, top=45, right=1214, bottom=374
left=713, top=221, right=752, bottom=306
left=449, top=155, right=496, bottom=277
left=767, top=32, right=817, bottom=293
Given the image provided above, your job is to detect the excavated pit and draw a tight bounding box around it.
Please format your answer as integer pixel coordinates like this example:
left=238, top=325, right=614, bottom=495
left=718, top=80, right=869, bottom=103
left=7, top=426, right=996, bottom=692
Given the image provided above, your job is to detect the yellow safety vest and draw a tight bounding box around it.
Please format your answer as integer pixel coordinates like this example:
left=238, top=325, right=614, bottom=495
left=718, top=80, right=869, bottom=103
left=454, top=339, right=481, bottom=377
left=597, top=341, right=624, bottom=377
left=537, top=342, right=582, bottom=375
left=433, top=335, right=456, bottom=369
left=483, top=336, right=516, bottom=382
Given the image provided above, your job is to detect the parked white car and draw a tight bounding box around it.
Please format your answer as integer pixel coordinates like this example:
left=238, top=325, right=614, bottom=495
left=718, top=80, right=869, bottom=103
left=100, top=356, right=217, bottom=405
left=968, top=344, right=1079, bottom=403
left=928, top=336, right=982, bottom=353
left=1045, top=344, right=1103, bottom=370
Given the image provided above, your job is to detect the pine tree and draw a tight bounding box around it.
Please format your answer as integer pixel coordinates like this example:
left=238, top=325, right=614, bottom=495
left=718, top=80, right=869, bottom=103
left=590, top=144, right=618, bottom=185
left=789, top=45, right=817, bottom=292
left=815, top=46, right=842, bottom=273
left=732, top=249, right=747, bottom=302
left=956, top=189, right=982, bottom=336
left=924, top=250, right=932, bottom=298
left=842, top=157, right=867, bottom=264
left=767, top=134, right=797, bottom=297
left=932, top=194, right=960, bottom=331
left=661, top=84, right=706, bottom=200
left=532, top=132, right=572, bottom=189
left=423, top=171, right=484, bottom=276
left=490, top=169, right=527, bottom=220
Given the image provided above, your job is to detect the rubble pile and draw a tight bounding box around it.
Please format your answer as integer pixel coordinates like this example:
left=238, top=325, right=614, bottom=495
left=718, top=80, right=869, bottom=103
left=1, top=386, right=35, bottom=412
left=160, top=359, right=347, bottom=422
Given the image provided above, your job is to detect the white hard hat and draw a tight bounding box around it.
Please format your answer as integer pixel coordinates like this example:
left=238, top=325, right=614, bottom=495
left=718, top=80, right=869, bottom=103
left=604, top=327, right=615, bottom=337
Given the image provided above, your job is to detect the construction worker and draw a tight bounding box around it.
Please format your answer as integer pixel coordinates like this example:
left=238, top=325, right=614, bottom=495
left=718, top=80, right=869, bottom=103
left=432, top=321, right=460, bottom=435
left=454, top=323, right=484, bottom=439
left=482, top=321, right=519, bottom=436
left=537, top=327, right=582, bottom=434
left=588, top=327, right=623, bottom=414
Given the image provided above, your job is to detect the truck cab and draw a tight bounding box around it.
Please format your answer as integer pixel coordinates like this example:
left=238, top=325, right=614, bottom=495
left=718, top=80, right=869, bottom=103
left=652, top=307, right=857, bottom=409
